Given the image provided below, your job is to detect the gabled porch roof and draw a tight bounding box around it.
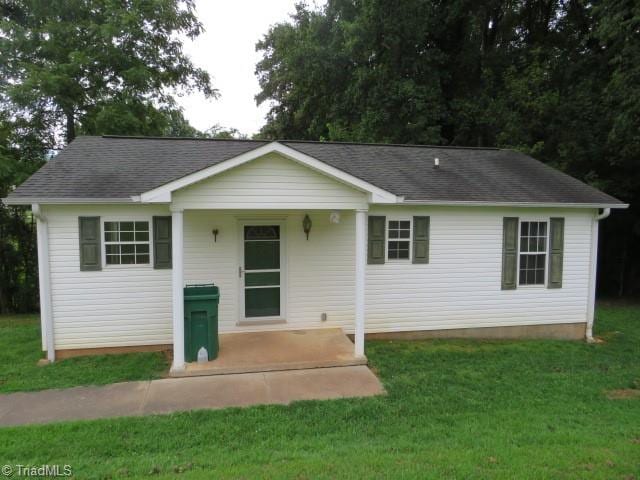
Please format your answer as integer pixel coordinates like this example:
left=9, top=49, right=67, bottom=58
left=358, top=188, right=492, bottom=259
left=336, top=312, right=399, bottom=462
left=138, top=141, right=399, bottom=204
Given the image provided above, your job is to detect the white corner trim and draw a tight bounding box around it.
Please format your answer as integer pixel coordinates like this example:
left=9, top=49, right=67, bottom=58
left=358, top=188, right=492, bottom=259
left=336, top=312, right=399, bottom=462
left=33, top=204, right=55, bottom=362
left=139, top=142, right=399, bottom=204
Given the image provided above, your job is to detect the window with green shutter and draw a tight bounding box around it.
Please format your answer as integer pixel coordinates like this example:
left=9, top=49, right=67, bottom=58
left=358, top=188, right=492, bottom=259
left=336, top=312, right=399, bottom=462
left=153, top=216, right=172, bottom=269
left=79, top=216, right=101, bottom=271
left=501, top=217, right=518, bottom=289
left=368, top=216, right=386, bottom=264
left=412, top=216, right=430, bottom=264
left=547, top=217, right=564, bottom=288
left=104, top=221, right=150, bottom=265
left=518, top=221, right=548, bottom=286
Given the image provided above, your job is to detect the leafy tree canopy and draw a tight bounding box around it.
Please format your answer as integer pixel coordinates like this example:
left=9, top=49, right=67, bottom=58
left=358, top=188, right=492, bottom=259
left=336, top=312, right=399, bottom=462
left=256, top=0, right=640, bottom=295
left=0, top=0, right=216, bottom=143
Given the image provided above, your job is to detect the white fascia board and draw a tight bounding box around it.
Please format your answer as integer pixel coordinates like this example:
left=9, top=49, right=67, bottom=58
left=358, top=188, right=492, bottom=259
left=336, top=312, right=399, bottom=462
left=397, top=199, right=629, bottom=209
left=2, top=197, right=134, bottom=206
left=139, top=142, right=399, bottom=204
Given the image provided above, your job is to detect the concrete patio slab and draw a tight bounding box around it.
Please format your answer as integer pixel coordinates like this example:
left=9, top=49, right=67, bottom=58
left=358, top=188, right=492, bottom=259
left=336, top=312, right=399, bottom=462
left=0, top=366, right=384, bottom=427
left=174, top=328, right=366, bottom=377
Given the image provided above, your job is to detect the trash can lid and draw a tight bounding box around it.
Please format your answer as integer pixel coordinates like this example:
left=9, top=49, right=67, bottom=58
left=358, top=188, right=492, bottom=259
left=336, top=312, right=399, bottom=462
left=184, top=283, right=219, bottom=298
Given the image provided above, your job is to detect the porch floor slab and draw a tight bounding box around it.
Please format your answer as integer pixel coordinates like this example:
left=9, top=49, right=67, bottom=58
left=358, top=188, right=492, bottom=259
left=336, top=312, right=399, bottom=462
left=173, top=328, right=366, bottom=377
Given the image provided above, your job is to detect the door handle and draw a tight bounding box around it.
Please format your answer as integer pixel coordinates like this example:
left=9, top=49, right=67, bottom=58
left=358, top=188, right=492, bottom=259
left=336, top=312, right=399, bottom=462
left=238, top=266, right=243, bottom=278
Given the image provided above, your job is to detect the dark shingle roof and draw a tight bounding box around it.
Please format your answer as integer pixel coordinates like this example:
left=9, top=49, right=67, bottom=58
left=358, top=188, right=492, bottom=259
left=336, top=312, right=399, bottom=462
left=5, top=135, right=623, bottom=206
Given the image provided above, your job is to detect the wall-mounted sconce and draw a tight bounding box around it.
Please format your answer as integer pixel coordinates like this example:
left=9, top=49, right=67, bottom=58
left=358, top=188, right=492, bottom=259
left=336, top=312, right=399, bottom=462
left=212, top=229, right=219, bottom=242
left=329, top=211, right=341, bottom=224
left=302, top=214, right=312, bottom=240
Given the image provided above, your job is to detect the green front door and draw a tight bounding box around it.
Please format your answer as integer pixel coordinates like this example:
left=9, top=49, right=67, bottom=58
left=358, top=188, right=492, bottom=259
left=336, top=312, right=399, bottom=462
left=243, top=225, right=281, bottom=319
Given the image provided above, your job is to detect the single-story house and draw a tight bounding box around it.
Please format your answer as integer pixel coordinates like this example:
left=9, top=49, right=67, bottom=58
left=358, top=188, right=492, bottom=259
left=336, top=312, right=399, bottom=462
left=3, top=136, right=627, bottom=372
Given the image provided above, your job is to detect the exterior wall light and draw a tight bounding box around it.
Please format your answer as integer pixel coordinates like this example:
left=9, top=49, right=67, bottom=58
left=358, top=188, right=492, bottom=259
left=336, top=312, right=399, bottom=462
left=303, top=214, right=312, bottom=240
left=212, top=229, right=219, bottom=242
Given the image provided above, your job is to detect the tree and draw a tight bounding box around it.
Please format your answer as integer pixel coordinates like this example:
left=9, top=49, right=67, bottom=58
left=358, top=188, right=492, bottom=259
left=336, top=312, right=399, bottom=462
left=256, top=0, right=640, bottom=296
left=0, top=0, right=216, bottom=143
left=0, top=113, right=49, bottom=313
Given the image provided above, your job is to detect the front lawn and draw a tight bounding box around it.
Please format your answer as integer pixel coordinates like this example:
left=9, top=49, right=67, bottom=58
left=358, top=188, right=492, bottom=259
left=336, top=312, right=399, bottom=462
left=0, top=315, right=168, bottom=393
left=0, top=304, right=639, bottom=479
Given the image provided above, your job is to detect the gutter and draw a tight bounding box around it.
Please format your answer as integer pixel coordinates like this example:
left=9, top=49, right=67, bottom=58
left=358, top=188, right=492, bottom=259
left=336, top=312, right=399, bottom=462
left=32, top=204, right=56, bottom=362
left=2, top=197, right=134, bottom=206
left=398, top=199, right=628, bottom=209
left=586, top=207, right=611, bottom=342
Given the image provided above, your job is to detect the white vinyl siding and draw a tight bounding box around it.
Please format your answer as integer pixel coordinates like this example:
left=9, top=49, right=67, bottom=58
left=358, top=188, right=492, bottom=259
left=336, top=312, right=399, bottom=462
left=365, top=206, right=593, bottom=333
left=44, top=205, right=172, bottom=350
left=42, top=202, right=593, bottom=351
left=171, top=153, right=368, bottom=210
left=182, top=210, right=356, bottom=333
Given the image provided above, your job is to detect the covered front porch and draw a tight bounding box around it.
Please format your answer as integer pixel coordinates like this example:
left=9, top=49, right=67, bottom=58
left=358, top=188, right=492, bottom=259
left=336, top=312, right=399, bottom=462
left=170, top=328, right=367, bottom=377
left=134, top=143, right=399, bottom=373
left=168, top=207, right=368, bottom=374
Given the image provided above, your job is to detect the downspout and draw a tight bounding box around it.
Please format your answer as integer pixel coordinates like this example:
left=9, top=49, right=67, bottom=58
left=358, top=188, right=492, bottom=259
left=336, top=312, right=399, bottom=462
left=586, top=208, right=611, bottom=342
left=32, top=204, right=55, bottom=362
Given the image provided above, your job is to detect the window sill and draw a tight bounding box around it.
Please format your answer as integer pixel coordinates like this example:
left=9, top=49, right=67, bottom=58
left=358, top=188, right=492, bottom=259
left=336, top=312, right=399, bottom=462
left=103, top=264, right=153, bottom=270
left=237, top=318, right=287, bottom=326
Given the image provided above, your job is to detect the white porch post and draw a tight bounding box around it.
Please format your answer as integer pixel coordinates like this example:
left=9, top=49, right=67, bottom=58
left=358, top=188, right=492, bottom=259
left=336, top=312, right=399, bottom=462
left=170, top=208, right=185, bottom=372
left=354, top=209, right=367, bottom=357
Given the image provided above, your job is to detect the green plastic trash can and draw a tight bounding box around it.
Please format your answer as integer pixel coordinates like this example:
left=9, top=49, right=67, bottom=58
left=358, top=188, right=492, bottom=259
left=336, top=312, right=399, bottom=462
left=184, top=283, right=220, bottom=362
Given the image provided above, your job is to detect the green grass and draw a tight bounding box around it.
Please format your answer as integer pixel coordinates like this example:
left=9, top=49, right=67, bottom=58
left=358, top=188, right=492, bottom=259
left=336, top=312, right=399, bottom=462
left=0, top=315, right=168, bottom=393
left=1, top=304, right=639, bottom=479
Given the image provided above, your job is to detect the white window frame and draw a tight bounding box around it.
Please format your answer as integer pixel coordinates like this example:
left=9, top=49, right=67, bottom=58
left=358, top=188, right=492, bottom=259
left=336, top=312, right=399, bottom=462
left=101, top=217, right=154, bottom=269
left=517, top=218, right=549, bottom=287
left=386, top=218, right=413, bottom=262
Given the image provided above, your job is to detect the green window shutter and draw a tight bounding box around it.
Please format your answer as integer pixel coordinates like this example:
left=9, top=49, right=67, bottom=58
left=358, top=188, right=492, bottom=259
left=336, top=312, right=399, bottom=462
left=501, top=217, right=518, bottom=290
left=548, top=217, right=564, bottom=289
left=79, top=217, right=101, bottom=271
left=412, top=216, right=430, bottom=264
left=368, top=216, right=386, bottom=264
left=153, top=216, right=172, bottom=269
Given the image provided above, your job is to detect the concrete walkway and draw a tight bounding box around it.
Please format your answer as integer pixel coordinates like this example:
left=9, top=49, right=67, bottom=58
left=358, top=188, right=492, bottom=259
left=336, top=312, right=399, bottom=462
left=0, top=366, right=384, bottom=427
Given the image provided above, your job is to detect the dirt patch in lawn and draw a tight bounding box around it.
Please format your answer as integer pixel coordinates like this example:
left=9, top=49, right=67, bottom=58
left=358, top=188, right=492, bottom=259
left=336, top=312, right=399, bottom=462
left=606, top=389, right=640, bottom=400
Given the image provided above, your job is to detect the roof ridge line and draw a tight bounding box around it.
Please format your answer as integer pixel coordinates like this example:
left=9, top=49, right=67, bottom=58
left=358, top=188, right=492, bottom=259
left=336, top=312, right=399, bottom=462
left=281, top=139, right=501, bottom=150
left=97, top=135, right=501, bottom=150
left=100, top=135, right=266, bottom=143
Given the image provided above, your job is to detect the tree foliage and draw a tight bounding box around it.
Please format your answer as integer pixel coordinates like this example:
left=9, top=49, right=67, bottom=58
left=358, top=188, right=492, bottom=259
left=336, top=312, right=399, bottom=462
left=256, top=0, right=640, bottom=296
left=0, top=0, right=217, bottom=313
left=0, top=0, right=216, bottom=143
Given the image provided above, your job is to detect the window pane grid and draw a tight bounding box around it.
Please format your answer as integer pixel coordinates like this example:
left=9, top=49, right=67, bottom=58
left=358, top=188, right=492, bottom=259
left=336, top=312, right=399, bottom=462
left=104, top=221, right=150, bottom=265
left=519, top=221, right=547, bottom=285
left=388, top=220, right=411, bottom=260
